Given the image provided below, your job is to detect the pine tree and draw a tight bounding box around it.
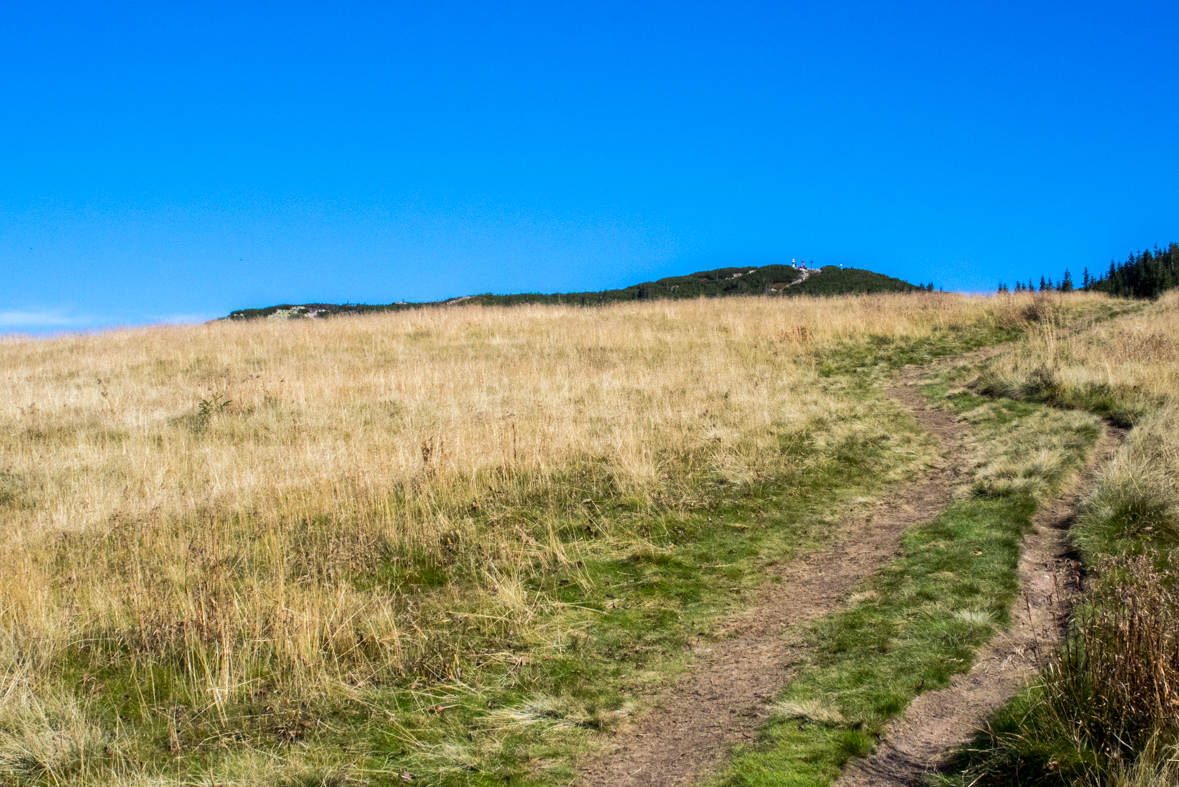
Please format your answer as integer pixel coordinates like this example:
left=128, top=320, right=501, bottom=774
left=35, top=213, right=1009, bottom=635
left=1061, top=269, right=1074, bottom=292
left=1087, top=246, right=1179, bottom=297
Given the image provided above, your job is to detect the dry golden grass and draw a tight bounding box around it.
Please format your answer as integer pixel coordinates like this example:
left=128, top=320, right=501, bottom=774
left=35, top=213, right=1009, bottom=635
left=980, top=290, right=1177, bottom=408
left=942, top=292, right=1179, bottom=786
left=975, top=291, right=1179, bottom=550
left=0, top=292, right=1028, bottom=783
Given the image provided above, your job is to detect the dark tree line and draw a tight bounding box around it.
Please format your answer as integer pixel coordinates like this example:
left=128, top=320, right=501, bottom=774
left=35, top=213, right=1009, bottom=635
left=997, top=242, right=1178, bottom=299
left=1086, top=243, right=1179, bottom=299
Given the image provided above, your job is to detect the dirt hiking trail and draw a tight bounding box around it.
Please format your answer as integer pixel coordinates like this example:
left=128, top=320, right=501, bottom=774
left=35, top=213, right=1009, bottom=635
left=835, top=423, right=1126, bottom=787
left=578, top=368, right=969, bottom=787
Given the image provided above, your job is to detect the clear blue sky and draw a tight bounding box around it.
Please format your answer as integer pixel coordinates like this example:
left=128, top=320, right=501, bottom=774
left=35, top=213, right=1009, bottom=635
left=3, top=0, right=1177, bottom=333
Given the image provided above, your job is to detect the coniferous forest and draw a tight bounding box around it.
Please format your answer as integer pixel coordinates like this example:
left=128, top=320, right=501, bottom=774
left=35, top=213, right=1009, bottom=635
left=998, top=242, right=1179, bottom=299
left=1087, top=243, right=1179, bottom=298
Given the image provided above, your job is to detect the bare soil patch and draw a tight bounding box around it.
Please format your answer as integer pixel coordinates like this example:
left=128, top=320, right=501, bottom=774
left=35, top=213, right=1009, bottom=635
left=835, top=423, right=1127, bottom=787
left=578, top=373, right=969, bottom=787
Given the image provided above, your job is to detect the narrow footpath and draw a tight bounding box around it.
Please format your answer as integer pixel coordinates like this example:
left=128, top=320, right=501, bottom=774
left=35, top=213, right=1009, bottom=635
left=835, top=423, right=1126, bottom=786
left=578, top=370, right=969, bottom=787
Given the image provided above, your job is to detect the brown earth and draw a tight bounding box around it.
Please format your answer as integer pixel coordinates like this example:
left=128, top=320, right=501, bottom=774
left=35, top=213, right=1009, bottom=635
left=835, top=423, right=1127, bottom=787
left=578, top=369, right=970, bottom=787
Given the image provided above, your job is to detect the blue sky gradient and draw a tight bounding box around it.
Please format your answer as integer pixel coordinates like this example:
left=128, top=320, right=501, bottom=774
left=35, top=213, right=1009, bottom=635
left=2, top=0, right=1177, bottom=332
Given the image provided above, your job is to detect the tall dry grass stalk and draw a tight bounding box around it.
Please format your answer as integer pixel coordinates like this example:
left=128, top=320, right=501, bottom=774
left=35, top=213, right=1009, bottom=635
left=975, top=291, right=1179, bottom=550
left=1049, top=556, right=1179, bottom=740
left=0, top=294, right=1011, bottom=712
left=978, top=291, right=1178, bottom=419
left=953, top=292, right=1179, bottom=784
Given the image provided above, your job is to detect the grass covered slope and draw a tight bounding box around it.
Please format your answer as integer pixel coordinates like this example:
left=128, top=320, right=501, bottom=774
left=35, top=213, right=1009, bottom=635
left=224, top=263, right=924, bottom=321
left=706, top=311, right=1115, bottom=787
left=934, top=291, right=1179, bottom=786
left=0, top=293, right=1040, bottom=786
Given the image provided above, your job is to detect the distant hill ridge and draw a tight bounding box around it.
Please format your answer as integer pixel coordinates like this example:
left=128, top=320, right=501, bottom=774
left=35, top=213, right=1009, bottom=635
left=226, top=264, right=924, bottom=320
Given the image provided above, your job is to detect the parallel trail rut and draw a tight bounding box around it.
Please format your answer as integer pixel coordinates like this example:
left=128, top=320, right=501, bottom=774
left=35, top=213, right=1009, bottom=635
left=836, top=423, right=1127, bottom=787
left=578, top=371, right=970, bottom=787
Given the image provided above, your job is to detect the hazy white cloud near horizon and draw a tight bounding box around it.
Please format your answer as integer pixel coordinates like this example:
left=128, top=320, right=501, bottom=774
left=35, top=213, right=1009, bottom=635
left=0, top=307, right=220, bottom=336
left=0, top=308, right=88, bottom=328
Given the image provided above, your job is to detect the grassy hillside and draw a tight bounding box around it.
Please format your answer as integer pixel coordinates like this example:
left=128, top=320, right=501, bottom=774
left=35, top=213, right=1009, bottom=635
left=1, top=292, right=1034, bottom=786
left=225, top=263, right=922, bottom=320
left=10, top=289, right=1164, bottom=787
left=936, top=291, right=1179, bottom=786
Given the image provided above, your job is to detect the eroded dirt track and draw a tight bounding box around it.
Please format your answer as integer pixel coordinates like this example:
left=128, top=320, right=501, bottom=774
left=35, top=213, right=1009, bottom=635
left=578, top=373, right=969, bottom=787
left=835, top=423, right=1127, bottom=787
